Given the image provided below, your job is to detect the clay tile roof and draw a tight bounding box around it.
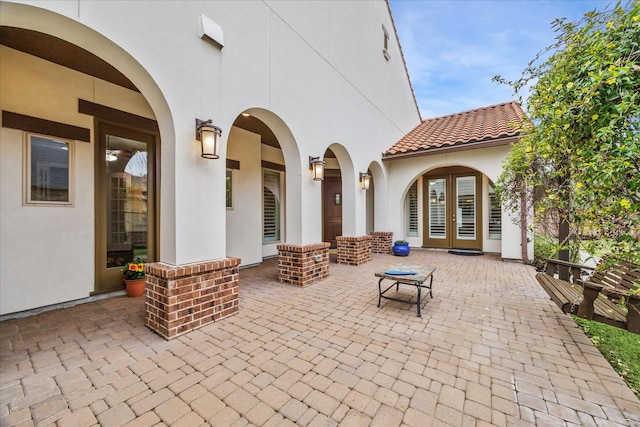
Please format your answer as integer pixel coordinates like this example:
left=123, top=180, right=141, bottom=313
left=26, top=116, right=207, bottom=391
left=384, top=101, right=525, bottom=158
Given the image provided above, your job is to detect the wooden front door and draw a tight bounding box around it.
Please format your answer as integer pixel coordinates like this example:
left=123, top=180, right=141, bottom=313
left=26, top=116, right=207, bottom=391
left=323, top=176, right=342, bottom=247
left=423, top=169, right=482, bottom=250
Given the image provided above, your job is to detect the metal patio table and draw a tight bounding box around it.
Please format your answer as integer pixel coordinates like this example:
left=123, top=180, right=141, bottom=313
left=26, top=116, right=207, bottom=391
left=375, top=268, right=436, bottom=317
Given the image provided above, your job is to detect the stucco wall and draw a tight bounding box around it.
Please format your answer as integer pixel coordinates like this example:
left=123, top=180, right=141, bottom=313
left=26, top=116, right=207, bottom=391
left=1, top=0, right=421, bottom=314
left=0, top=46, right=154, bottom=315
left=226, top=127, right=262, bottom=266
left=385, top=145, right=533, bottom=260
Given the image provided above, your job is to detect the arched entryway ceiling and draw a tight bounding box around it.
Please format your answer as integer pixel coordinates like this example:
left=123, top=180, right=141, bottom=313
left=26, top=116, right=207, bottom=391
left=232, top=114, right=280, bottom=149
left=367, top=160, right=385, bottom=188
left=241, top=108, right=300, bottom=171
left=0, top=26, right=138, bottom=91
left=0, top=2, right=173, bottom=138
left=326, top=143, right=357, bottom=236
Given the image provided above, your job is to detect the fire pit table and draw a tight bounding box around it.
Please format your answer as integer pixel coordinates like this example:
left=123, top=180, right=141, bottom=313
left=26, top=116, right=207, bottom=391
left=375, top=268, right=436, bottom=317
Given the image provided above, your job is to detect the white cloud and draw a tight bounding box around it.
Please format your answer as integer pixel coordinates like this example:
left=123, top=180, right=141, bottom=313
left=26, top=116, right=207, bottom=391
left=389, top=0, right=610, bottom=118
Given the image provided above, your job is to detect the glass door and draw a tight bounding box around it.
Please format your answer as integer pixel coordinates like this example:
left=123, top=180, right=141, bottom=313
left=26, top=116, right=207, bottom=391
left=423, top=177, right=449, bottom=248
left=95, top=123, right=156, bottom=294
left=452, top=175, right=482, bottom=249
left=423, top=172, right=482, bottom=250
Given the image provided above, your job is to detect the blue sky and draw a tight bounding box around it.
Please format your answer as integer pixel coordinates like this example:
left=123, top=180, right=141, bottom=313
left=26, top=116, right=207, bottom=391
left=388, top=0, right=612, bottom=118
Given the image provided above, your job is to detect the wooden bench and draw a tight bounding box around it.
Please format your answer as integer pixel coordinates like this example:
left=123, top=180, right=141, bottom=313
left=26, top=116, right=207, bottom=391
left=584, top=258, right=640, bottom=300
left=536, top=258, right=640, bottom=334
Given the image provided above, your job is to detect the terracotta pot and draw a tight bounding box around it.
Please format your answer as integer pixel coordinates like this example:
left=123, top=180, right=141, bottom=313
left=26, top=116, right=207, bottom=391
left=124, top=278, right=145, bottom=297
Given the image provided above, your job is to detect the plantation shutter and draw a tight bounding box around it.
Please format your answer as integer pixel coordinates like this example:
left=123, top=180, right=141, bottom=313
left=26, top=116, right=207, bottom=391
left=407, top=181, right=418, bottom=235
left=488, top=185, right=501, bottom=238
left=263, top=170, right=280, bottom=242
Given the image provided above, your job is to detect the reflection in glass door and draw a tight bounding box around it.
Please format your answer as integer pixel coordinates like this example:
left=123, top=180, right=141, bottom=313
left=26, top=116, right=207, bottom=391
left=106, top=135, right=148, bottom=267
left=455, top=176, right=476, bottom=240
left=96, top=123, right=156, bottom=294
left=424, top=177, right=449, bottom=248
left=428, top=178, right=446, bottom=239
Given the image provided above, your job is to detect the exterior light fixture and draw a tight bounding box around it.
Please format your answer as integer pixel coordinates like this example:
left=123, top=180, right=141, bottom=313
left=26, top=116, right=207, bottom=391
left=359, top=172, right=371, bottom=190
left=309, top=156, right=325, bottom=181
left=196, top=119, right=221, bottom=159
left=105, top=150, right=117, bottom=162
left=335, top=193, right=341, bottom=205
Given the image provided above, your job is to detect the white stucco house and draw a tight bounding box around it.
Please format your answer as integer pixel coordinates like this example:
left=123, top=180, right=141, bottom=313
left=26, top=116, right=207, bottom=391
left=0, top=0, right=531, bottom=327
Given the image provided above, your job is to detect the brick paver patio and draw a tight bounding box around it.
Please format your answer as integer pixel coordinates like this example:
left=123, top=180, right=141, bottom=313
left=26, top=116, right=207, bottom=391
left=1, top=250, right=639, bottom=426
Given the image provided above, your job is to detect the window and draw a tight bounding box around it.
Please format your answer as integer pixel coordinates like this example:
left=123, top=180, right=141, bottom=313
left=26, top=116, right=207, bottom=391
left=382, top=25, right=390, bottom=60
left=488, top=184, right=502, bottom=238
left=25, top=134, right=73, bottom=205
left=263, top=170, right=280, bottom=242
left=407, top=181, right=418, bottom=236
left=226, top=170, right=233, bottom=208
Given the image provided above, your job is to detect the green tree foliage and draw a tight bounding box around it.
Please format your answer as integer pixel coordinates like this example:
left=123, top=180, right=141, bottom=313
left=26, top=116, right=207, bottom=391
left=495, top=1, right=640, bottom=263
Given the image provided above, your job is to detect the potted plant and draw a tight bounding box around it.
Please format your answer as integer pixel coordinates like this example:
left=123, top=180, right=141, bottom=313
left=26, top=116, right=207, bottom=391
left=122, top=258, right=146, bottom=297
left=392, top=240, right=411, bottom=256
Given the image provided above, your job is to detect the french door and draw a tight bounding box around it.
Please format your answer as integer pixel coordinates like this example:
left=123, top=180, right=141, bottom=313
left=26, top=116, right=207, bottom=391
left=423, top=172, right=482, bottom=250
left=95, top=122, right=157, bottom=294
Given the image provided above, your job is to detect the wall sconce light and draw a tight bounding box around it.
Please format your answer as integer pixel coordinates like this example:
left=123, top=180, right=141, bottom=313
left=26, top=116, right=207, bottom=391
left=335, top=193, right=341, bottom=205
left=196, top=119, right=222, bottom=159
left=359, top=172, right=371, bottom=190
left=105, top=150, right=118, bottom=162
left=309, top=156, right=325, bottom=181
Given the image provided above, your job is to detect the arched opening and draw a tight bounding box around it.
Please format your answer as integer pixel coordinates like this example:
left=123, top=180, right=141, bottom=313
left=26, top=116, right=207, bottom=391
left=401, top=165, right=500, bottom=253
left=0, top=3, right=172, bottom=306
left=320, top=144, right=356, bottom=247
left=226, top=109, right=302, bottom=266
left=322, top=148, right=342, bottom=248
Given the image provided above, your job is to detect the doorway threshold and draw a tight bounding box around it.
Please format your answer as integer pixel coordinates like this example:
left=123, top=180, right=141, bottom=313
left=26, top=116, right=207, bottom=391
left=448, top=249, right=484, bottom=256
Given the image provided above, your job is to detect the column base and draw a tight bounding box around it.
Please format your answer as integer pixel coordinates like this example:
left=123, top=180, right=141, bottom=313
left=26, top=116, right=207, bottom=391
left=337, top=235, right=372, bottom=265
left=370, top=231, right=393, bottom=254
left=277, top=243, right=330, bottom=287
left=145, top=257, right=240, bottom=339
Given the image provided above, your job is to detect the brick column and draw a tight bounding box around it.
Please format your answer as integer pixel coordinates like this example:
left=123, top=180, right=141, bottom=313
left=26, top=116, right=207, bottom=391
left=145, top=257, right=240, bottom=339
left=277, top=242, right=330, bottom=287
left=370, top=231, right=393, bottom=254
left=336, top=235, right=372, bottom=265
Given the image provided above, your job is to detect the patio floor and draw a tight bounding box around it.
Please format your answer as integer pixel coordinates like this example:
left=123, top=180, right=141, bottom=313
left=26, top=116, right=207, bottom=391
left=1, top=250, right=639, bottom=426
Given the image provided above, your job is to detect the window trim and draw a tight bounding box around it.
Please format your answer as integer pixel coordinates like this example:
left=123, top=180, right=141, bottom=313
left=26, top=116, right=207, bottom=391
left=382, top=24, right=390, bottom=60
left=262, top=169, right=281, bottom=244
left=226, top=169, right=233, bottom=209
left=23, top=132, right=74, bottom=206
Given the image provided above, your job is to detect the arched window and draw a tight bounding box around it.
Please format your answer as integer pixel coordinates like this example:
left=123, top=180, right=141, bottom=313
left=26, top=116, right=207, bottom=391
left=407, top=181, right=418, bottom=235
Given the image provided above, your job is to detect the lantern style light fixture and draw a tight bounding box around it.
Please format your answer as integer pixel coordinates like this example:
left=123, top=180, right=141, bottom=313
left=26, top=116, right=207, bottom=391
left=196, top=119, right=222, bottom=159
left=359, top=172, right=371, bottom=190
left=309, top=156, right=325, bottom=181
